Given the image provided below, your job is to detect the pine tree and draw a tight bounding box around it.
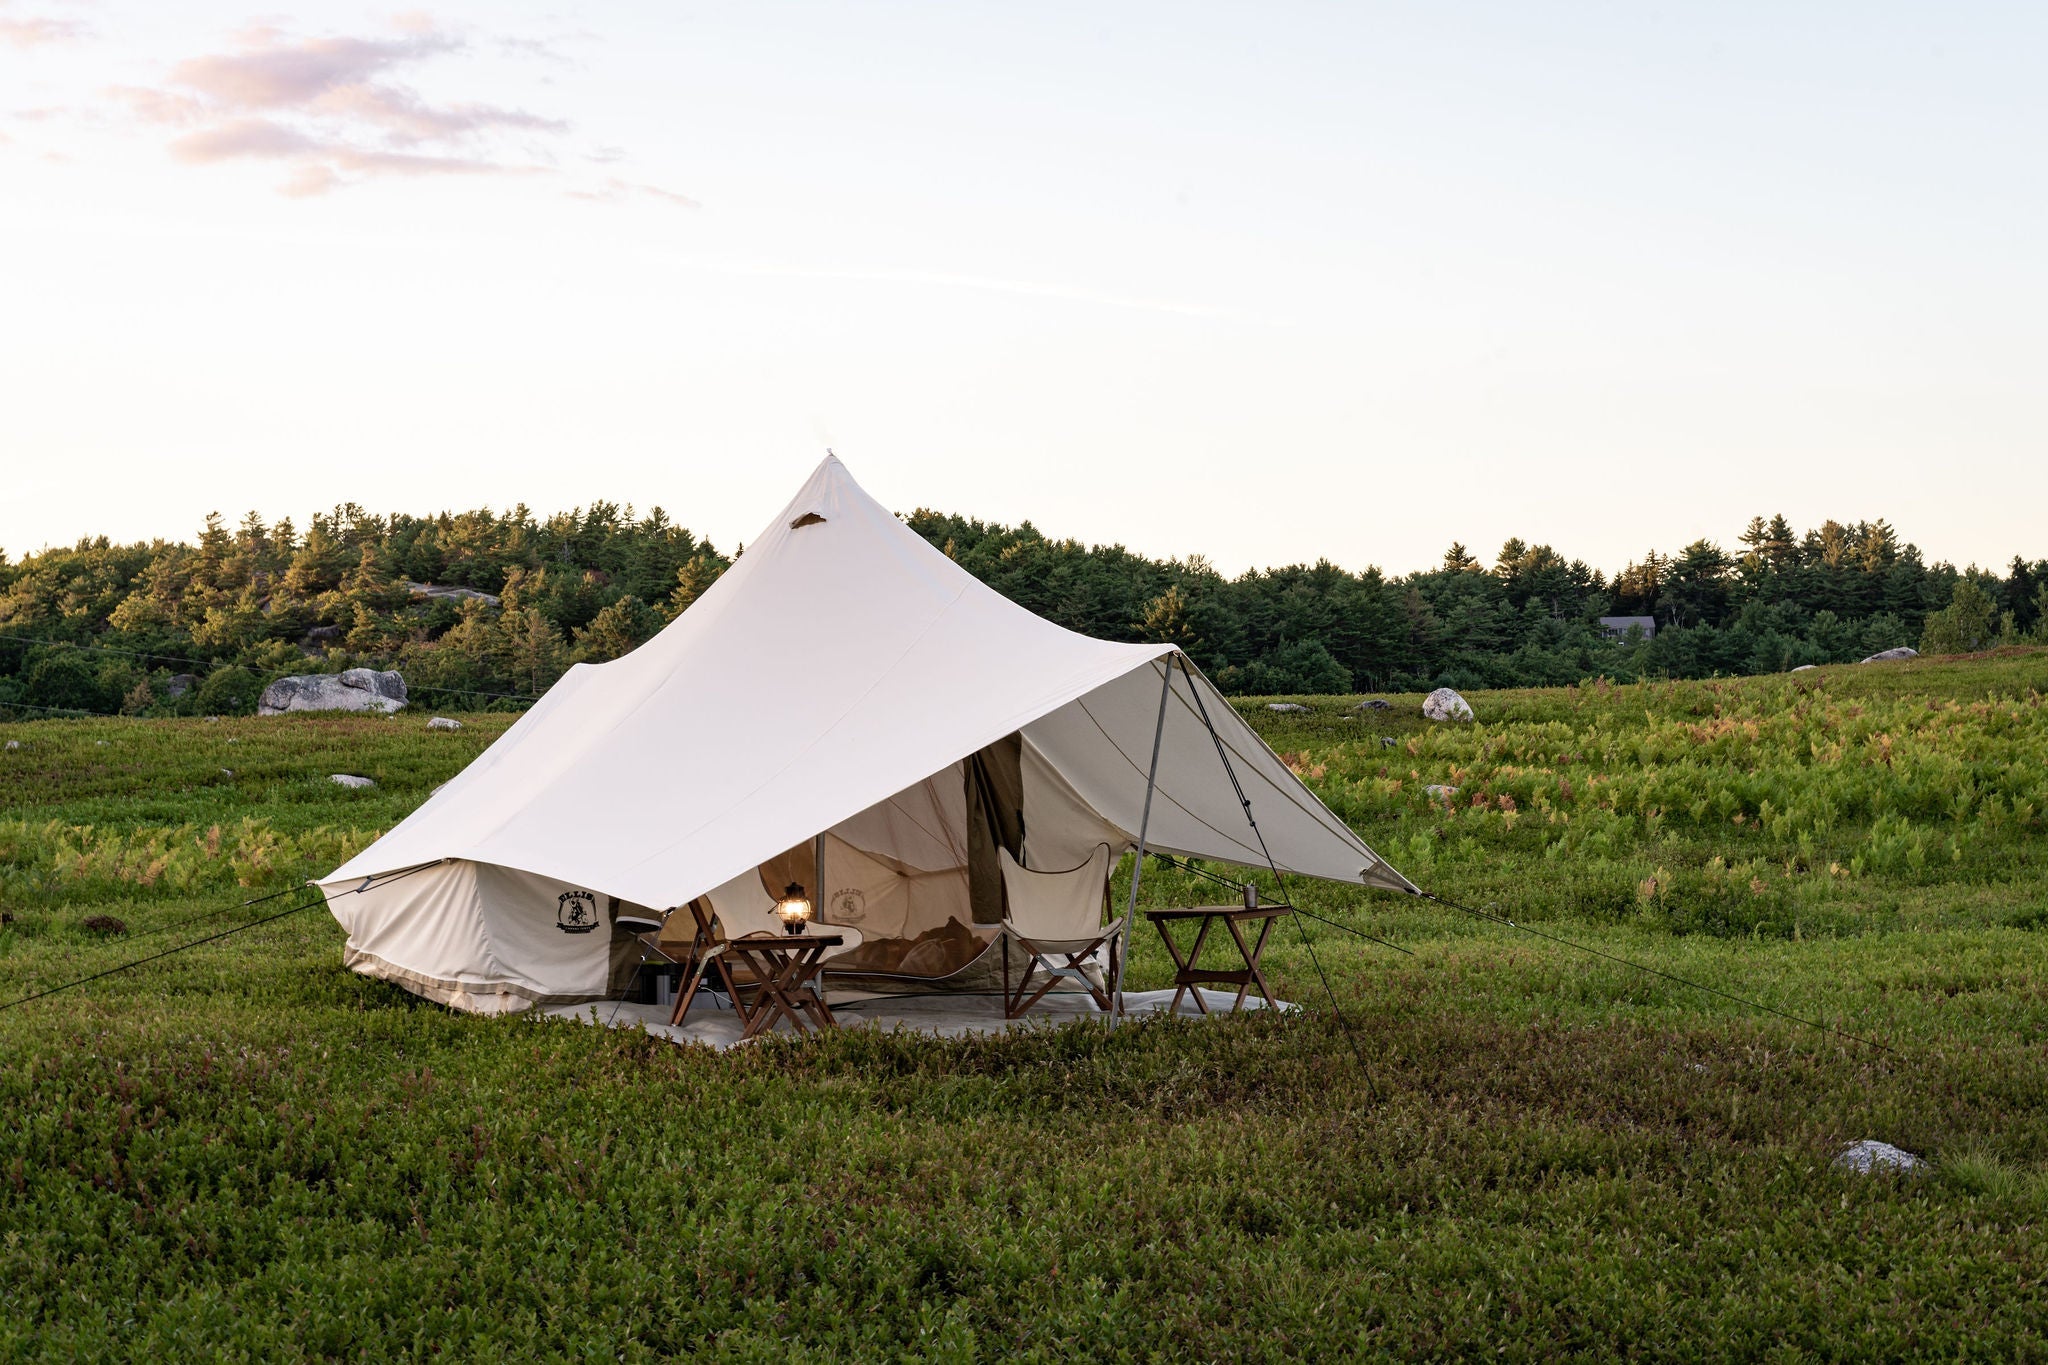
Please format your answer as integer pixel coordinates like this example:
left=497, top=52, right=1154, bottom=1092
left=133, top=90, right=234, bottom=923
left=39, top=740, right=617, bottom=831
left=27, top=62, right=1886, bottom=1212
left=282, top=517, right=349, bottom=598
left=1138, top=585, right=1198, bottom=650
left=667, top=555, right=724, bottom=619
left=572, top=597, right=660, bottom=663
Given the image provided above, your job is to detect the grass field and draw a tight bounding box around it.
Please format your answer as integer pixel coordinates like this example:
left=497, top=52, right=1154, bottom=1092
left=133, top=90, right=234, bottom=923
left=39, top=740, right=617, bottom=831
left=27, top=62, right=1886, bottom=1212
left=2, top=652, right=2045, bottom=1359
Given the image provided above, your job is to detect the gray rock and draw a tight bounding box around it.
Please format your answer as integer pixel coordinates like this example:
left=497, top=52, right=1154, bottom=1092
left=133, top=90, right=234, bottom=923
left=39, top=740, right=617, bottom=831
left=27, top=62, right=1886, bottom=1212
left=1378, top=736, right=1397, bottom=748
left=259, top=668, right=408, bottom=716
left=404, top=581, right=502, bottom=607
left=1266, top=703, right=1310, bottom=713
left=161, top=673, right=198, bottom=699
left=1353, top=698, right=1394, bottom=711
left=4, top=740, right=18, bottom=751
left=1791, top=664, right=1818, bottom=672
left=329, top=774, right=377, bottom=789
left=1423, top=687, right=1474, bottom=722
left=1424, top=784, right=1459, bottom=800
left=427, top=716, right=463, bottom=731
left=220, top=769, right=234, bottom=777
left=1833, top=1139, right=1927, bottom=1175
left=1861, top=647, right=1918, bottom=664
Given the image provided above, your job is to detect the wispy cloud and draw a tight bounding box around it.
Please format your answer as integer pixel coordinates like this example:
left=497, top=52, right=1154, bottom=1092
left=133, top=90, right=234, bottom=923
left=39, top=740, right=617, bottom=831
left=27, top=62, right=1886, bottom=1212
left=567, top=175, right=700, bottom=209
left=496, top=30, right=596, bottom=67
left=110, top=21, right=550, bottom=192
left=107, top=16, right=693, bottom=205
left=0, top=0, right=87, bottom=48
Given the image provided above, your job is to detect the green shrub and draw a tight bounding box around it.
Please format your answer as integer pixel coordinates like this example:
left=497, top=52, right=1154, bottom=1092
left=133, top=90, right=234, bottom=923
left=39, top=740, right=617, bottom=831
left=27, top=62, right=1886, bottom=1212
left=193, top=665, right=263, bottom=715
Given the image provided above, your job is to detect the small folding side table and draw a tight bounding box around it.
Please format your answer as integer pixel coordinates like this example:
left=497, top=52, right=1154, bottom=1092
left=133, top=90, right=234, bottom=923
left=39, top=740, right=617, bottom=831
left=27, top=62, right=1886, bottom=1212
left=1143, top=904, right=1290, bottom=1015
left=715, top=932, right=843, bottom=1039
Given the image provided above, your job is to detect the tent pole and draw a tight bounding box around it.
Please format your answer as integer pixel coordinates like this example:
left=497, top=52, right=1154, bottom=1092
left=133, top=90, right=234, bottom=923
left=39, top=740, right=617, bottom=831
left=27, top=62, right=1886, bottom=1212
left=1110, top=654, right=1174, bottom=1030
left=814, top=832, right=825, bottom=920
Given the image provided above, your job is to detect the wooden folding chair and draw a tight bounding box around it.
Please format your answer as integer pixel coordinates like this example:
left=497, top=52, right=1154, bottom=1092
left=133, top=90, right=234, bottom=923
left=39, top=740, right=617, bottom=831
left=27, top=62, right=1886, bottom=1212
left=668, top=899, right=741, bottom=1024
left=998, top=843, right=1120, bottom=1019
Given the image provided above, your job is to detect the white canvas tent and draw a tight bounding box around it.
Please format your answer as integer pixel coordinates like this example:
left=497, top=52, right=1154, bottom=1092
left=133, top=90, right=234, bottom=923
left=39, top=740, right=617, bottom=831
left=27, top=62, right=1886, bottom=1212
left=318, top=457, right=1415, bottom=1014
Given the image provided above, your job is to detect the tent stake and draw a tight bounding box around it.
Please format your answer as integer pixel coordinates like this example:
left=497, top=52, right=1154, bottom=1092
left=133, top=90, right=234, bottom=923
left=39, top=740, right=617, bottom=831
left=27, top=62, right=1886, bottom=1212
left=1109, top=654, right=1174, bottom=1029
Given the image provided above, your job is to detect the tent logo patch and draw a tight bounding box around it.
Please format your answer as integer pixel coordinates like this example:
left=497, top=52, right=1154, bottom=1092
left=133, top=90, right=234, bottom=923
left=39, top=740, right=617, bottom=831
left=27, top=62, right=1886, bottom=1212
left=830, top=887, right=866, bottom=924
left=556, top=891, right=601, bottom=934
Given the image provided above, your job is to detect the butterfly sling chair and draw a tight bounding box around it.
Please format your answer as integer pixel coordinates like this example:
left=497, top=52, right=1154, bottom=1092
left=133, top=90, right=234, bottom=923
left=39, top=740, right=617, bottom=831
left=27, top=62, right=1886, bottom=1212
left=998, top=843, right=1120, bottom=1019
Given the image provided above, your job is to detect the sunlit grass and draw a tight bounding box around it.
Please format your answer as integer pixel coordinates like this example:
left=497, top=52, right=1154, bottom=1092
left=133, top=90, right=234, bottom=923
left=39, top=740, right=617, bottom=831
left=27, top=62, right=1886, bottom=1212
left=0, top=657, right=2044, bottom=1358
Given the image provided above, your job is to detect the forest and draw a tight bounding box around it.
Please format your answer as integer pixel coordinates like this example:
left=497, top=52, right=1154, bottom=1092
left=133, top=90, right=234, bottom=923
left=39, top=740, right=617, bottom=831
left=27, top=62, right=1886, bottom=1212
left=0, top=500, right=2042, bottom=716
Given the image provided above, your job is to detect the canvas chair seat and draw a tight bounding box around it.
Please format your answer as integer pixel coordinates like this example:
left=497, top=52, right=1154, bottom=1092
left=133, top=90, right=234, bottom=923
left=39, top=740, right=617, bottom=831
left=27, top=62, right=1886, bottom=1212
left=998, top=843, right=1120, bottom=1018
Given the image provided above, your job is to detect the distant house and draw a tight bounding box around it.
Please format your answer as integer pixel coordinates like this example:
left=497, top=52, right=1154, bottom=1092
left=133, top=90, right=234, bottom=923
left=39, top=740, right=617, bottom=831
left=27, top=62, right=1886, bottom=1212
left=1599, top=615, right=1657, bottom=641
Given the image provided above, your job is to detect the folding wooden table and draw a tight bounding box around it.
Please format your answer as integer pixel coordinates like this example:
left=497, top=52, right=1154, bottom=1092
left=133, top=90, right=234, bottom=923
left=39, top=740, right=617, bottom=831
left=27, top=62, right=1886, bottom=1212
left=1143, top=904, right=1289, bottom=1015
left=668, top=905, right=843, bottom=1039
left=717, top=932, right=843, bottom=1039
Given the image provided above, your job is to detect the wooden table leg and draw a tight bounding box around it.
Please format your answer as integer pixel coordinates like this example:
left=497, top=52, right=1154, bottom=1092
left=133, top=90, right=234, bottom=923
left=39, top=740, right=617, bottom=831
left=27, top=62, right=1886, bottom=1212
left=792, top=946, right=836, bottom=1029
left=731, top=946, right=799, bottom=1040
left=731, top=943, right=839, bottom=1039
left=764, top=951, right=818, bottom=1036
left=1223, top=914, right=1282, bottom=1011
left=1152, top=915, right=1195, bottom=1014
left=1178, top=916, right=1215, bottom=1015
left=714, top=954, right=768, bottom=1035
left=725, top=946, right=771, bottom=1039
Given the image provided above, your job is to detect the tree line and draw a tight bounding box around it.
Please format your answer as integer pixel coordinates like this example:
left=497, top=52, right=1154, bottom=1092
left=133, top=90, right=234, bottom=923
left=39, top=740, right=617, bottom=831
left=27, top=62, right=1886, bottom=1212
left=1, top=501, right=2041, bottom=717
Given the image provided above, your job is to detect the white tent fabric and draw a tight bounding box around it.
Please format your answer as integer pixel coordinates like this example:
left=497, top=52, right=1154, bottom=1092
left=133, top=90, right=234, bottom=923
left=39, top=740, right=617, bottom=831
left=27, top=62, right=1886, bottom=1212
left=318, top=457, right=1414, bottom=1013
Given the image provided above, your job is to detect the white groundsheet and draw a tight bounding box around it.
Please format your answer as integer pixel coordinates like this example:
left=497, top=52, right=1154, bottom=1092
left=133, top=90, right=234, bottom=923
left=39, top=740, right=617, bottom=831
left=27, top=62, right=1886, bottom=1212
left=542, top=988, right=1292, bottom=1050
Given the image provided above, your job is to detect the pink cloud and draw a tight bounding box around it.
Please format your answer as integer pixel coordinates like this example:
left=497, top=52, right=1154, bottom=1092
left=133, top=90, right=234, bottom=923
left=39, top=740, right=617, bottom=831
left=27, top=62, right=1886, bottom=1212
left=109, top=86, right=206, bottom=127
left=167, top=115, right=510, bottom=188
left=169, top=118, right=319, bottom=163
left=0, top=13, right=84, bottom=47
left=312, top=82, right=564, bottom=145
left=111, top=16, right=692, bottom=204
left=113, top=20, right=554, bottom=194
left=165, top=29, right=461, bottom=112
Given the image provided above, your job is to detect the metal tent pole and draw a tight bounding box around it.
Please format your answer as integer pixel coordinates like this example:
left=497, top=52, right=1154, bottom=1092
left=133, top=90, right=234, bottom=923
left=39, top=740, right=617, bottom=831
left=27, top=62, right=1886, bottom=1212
left=1109, top=654, right=1174, bottom=1030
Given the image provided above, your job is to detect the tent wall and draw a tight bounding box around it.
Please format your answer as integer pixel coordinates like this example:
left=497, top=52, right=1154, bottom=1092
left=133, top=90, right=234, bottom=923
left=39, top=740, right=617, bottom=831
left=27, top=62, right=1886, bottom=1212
left=329, top=859, right=660, bottom=1014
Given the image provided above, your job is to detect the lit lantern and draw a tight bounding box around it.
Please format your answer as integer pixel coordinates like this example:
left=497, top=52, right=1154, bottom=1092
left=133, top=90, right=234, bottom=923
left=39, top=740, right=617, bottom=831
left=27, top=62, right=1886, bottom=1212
left=776, top=883, right=812, bottom=934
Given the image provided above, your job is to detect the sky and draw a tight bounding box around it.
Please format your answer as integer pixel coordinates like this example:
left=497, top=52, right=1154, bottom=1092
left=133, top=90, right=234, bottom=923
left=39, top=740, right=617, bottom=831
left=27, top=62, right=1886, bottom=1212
left=2, top=1, right=2043, bottom=578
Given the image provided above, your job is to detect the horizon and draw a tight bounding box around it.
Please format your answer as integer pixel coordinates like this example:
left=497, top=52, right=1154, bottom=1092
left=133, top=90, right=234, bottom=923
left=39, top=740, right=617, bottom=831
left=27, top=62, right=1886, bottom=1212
left=6, top=2, right=2044, bottom=576
left=0, top=481, right=2017, bottom=585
